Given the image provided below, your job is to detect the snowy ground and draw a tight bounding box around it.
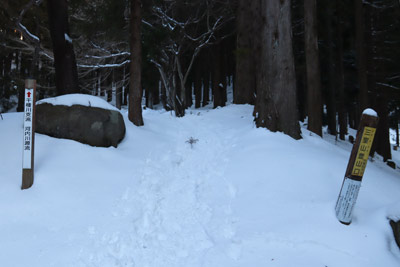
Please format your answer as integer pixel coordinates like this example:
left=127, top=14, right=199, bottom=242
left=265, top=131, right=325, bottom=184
left=1, top=101, right=400, bottom=267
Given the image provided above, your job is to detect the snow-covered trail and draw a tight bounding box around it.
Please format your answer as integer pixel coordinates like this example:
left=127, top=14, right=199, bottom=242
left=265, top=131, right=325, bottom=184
left=1, top=104, right=400, bottom=267
left=78, top=108, right=247, bottom=267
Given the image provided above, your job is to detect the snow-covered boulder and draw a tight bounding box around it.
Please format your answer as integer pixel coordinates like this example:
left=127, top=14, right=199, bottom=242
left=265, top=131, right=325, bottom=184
left=35, top=94, right=125, bottom=148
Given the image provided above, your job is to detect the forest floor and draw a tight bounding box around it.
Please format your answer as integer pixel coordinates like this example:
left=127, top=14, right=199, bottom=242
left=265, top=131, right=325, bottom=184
left=1, top=98, right=400, bottom=267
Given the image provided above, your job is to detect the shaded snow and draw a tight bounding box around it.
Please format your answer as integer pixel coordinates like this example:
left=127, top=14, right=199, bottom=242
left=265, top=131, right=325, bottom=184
left=0, top=100, right=400, bottom=267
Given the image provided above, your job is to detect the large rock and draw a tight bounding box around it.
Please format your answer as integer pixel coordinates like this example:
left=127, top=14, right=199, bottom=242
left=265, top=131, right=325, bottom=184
left=35, top=103, right=125, bottom=147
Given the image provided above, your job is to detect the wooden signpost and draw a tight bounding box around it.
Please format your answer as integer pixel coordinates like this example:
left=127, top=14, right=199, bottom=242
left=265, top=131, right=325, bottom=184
left=21, top=79, right=36, bottom=190
left=335, top=109, right=379, bottom=225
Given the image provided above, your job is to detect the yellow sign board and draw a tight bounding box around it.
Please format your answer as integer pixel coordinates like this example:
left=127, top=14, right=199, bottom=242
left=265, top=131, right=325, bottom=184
left=351, top=126, right=376, bottom=177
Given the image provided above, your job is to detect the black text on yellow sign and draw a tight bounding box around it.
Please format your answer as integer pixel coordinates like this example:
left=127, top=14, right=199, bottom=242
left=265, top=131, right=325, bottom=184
left=351, top=126, right=376, bottom=177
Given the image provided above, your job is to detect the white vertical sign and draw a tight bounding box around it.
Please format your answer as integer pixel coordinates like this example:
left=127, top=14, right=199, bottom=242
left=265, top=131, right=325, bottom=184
left=22, top=88, right=34, bottom=169
left=335, top=177, right=362, bottom=224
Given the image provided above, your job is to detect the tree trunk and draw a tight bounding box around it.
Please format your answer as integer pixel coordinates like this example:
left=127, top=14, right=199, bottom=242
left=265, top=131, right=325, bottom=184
left=107, top=72, right=113, bottom=102
left=255, top=0, right=301, bottom=140
left=160, top=80, right=168, bottom=110
left=185, top=82, right=192, bottom=108
left=173, top=72, right=185, bottom=117
left=153, top=81, right=160, bottom=105
left=213, top=44, right=224, bottom=108
left=202, top=71, right=210, bottom=107
left=366, top=1, right=391, bottom=162
left=304, top=0, right=322, bottom=136
left=47, top=0, right=79, bottom=96
left=28, top=18, right=41, bottom=79
left=145, top=86, right=154, bottom=109
left=128, top=0, right=144, bottom=126
left=123, top=65, right=128, bottom=105
left=373, top=93, right=391, bottom=161
left=354, top=0, right=369, bottom=114
left=4, top=53, right=12, bottom=99
left=17, top=56, right=27, bottom=112
left=177, top=58, right=187, bottom=112
left=396, top=119, right=399, bottom=148
left=194, top=62, right=202, bottom=108
left=116, top=69, right=122, bottom=110
left=325, top=0, right=337, bottom=136
left=221, top=43, right=228, bottom=104
left=234, top=0, right=260, bottom=104
left=336, top=1, right=347, bottom=140
left=202, top=50, right=210, bottom=107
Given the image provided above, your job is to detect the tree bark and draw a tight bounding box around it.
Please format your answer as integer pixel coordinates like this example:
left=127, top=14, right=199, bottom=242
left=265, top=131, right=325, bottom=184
left=373, top=93, right=391, bottom=161
left=115, top=68, right=122, bottom=110
left=396, top=119, right=399, bottom=148
left=213, top=44, right=224, bottom=108
left=325, top=0, right=337, bottom=136
left=221, top=43, right=228, bottom=104
left=47, top=0, right=79, bottom=96
left=366, top=1, right=391, bottom=162
left=128, top=0, right=144, bottom=126
left=173, top=71, right=185, bottom=117
left=202, top=69, right=210, bottom=107
left=354, top=0, right=369, bottom=114
left=107, top=72, right=113, bottom=102
left=160, top=80, right=168, bottom=110
left=145, top=85, right=154, bottom=109
left=336, top=1, right=347, bottom=140
left=123, top=65, right=128, bottom=105
left=153, top=81, right=160, bottom=105
left=304, top=0, right=322, bottom=136
left=194, top=61, right=202, bottom=108
left=255, top=0, right=301, bottom=140
left=234, top=0, right=260, bottom=104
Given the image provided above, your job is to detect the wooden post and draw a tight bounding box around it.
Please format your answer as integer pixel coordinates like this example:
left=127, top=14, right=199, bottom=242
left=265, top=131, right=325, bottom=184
left=335, top=109, right=379, bottom=224
left=21, top=79, right=36, bottom=190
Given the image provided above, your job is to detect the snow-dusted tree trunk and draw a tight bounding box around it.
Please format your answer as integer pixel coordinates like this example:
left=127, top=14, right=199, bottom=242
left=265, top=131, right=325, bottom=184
left=254, top=0, right=301, bottom=140
left=47, top=0, right=79, bottom=95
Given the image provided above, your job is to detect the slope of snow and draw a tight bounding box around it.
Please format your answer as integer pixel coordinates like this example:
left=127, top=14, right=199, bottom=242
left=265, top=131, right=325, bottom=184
left=0, top=103, right=400, bottom=267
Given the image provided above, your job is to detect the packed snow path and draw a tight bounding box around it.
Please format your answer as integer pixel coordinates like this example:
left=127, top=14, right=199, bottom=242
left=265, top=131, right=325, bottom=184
left=80, top=108, right=242, bottom=266
left=0, top=104, right=400, bottom=267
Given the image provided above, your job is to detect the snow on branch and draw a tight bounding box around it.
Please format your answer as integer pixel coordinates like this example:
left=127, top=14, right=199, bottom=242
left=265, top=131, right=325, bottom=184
left=184, top=17, right=222, bottom=42
left=363, top=0, right=396, bottom=9
left=78, top=60, right=130, bottom=69
left=388, top=74, right=400, bottom=81
left=153, top=6, right=185, bottom=30
left=376, top=82, right=400, bottom=90
left=18, top=23, right=40, bottom=42
left=84, top=52, right=130, bottom=59
left=142, top=20, right=154, bottom=28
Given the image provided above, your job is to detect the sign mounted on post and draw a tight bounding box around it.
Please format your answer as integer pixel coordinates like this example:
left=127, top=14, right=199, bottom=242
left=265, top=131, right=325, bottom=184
left=22, top=79, right=36, bottom=190
left=335, top=109, right=379, bottom=225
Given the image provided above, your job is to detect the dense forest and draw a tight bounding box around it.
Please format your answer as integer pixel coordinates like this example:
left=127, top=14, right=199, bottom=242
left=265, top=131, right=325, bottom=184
left=0, top=0, right=399, bottom=163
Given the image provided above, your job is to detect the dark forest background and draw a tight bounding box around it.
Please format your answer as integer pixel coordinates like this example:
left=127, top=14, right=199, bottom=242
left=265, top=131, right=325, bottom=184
left=0, top=0, right=399, bottom=163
